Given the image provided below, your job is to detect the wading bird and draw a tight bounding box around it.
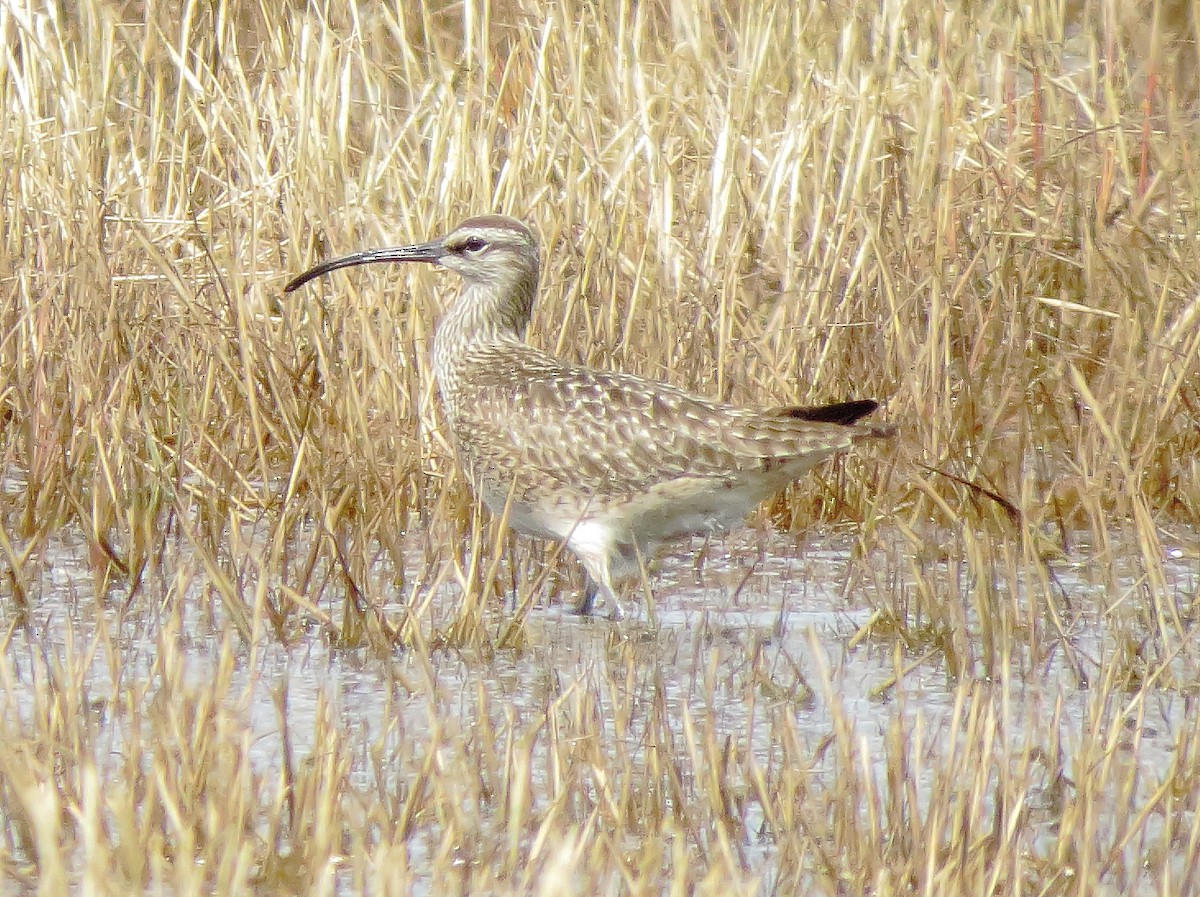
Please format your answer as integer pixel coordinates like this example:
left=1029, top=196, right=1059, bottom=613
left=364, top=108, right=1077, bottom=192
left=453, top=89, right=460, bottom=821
left=286, top=215, right=893, bottom=618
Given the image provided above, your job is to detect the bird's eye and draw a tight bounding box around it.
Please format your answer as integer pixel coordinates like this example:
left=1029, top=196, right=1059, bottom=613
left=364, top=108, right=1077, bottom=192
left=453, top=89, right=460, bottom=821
left=461, top=237, right=487, bottom=253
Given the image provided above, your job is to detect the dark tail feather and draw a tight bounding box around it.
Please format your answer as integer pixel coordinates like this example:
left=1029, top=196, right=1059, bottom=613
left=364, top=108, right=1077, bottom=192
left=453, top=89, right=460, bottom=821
left=774, top=399, right=880, bottom=426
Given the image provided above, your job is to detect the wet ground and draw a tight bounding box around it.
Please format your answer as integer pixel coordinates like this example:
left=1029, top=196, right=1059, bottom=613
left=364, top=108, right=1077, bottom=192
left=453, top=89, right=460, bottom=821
left=2, top=520, right=1198, bottom=892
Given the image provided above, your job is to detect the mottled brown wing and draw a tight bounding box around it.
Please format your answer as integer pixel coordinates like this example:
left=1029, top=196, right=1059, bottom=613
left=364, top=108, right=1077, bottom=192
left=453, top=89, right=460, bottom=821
left=450, top=347, right=875, bottom=501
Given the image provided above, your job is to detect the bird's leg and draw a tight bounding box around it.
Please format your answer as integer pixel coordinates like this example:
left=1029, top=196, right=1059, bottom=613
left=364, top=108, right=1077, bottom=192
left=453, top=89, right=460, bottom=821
left=575, top=569, right=629, bottom=619
left=575, top=577, right=600, bottom=616
left=601, top=575, right=631, bottom=621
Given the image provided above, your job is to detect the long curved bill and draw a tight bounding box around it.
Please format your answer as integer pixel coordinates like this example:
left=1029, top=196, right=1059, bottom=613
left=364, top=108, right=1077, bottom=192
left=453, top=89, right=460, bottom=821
left=283, top=241, right=447, bottom=293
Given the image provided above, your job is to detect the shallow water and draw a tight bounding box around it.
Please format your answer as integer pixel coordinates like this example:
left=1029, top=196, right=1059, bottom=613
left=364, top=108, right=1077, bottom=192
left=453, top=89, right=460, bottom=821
left=2, top=519, right=1198, bottom=892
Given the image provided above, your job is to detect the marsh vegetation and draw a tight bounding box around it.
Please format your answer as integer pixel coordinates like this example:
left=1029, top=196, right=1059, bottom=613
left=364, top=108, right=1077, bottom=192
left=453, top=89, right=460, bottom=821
left=0, top=0, right=1198, bottom=893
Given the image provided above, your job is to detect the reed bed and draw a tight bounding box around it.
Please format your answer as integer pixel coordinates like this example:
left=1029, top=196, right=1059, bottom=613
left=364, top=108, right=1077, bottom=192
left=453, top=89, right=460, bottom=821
left=0, top=0, right=1197, bottom=893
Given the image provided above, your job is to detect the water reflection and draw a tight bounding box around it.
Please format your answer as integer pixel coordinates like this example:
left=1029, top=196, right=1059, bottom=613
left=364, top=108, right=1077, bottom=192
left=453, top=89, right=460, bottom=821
left=1, top=520, right=1197, bottom=890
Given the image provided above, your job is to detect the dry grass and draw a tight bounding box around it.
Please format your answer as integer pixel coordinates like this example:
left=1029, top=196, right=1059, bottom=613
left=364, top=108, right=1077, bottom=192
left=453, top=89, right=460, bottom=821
left=0, top=0, right=1198, bottom=893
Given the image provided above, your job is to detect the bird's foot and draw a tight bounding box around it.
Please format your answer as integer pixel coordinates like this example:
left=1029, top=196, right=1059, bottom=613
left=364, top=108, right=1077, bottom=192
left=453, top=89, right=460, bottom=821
left=574, top=581, right=599, bottom=616
left=574, top=580, right=630, bottom=620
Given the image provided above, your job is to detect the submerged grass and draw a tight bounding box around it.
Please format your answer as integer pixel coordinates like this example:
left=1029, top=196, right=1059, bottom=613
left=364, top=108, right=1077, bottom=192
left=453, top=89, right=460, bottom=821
left=0, top=0, right=1198, bottom=893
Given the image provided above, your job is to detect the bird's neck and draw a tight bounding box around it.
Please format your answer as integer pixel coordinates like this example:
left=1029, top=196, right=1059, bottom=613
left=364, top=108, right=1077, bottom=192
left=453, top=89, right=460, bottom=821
left=432, top=274, right=538, bottom=387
